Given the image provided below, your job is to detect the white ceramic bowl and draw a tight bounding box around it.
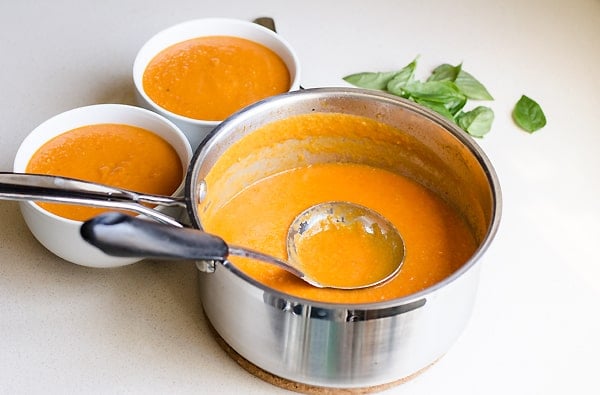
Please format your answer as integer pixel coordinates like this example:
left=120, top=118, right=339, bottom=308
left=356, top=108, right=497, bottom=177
left=133, top=17, right=302, bottom=150
left=13, top=104, right=193, bottom=268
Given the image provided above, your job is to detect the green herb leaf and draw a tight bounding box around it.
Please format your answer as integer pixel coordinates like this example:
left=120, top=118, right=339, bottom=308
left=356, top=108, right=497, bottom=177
left=342, top=58, right=498, bottom=137
left=386, top=58, right=418, bottom=97
left=413, top=98, right=455, bottom=120
left=513, top=95, right=546, bottom=132
left=428, top=63, right=493, bottom=100
left=427, top=63, right=462, bottom=82
left=403, top=80, right=467, bottom=116
left=455, top=69, right=494, bottom=100
left=343, top=70, right=402, bottom=90
left=455, top=106, right=495, bottom=137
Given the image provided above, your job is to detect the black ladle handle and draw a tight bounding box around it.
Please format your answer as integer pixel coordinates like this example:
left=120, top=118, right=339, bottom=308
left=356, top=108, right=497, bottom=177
left=80, top=212, right=229, bottom=261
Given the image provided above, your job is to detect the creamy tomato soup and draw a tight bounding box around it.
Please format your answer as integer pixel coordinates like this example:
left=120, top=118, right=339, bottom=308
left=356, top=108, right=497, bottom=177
left=199, top=113, right=479, bottom=303
left=142, top=36, right=290, bottom=121
left=26, top=123, right=183, bottom=221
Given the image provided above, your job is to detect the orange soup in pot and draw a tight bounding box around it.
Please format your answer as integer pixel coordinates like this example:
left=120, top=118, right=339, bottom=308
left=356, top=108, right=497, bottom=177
left=199, top=113, right=479, bottom=304
left=26, top=123, right=183, bottom=221
left=142, top=36, right=290, bottom=121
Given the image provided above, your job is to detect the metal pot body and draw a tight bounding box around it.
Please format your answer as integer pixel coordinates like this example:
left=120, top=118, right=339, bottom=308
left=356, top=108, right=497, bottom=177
left=186, top=88, right=501, bottom=388
left=199, top=260, right=481, bottom=387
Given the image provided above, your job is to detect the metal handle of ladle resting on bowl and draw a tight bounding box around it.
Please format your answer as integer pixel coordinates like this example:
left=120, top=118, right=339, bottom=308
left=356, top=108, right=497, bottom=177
left=0, top=172, right=184, bottom=227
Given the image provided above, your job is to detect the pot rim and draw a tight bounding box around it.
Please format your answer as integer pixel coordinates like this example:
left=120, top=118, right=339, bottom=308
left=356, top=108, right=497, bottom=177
left=185, top=87, right=502, bottom=310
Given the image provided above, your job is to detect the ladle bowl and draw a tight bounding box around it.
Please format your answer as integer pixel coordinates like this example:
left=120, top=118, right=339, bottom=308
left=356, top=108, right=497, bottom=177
left=287, top=201, right=405, bottom=289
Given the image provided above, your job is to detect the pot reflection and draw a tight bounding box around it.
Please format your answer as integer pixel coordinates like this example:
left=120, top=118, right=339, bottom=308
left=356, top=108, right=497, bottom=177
left=264, top=293, right=427, bottom=381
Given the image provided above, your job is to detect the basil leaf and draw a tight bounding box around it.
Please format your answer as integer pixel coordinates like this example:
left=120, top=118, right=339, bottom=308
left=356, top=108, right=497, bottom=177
left=456, top=106, right=495, bottom=137
left=343, top=70, right=402, bottom=90
left=386, top=58, right=418, bottom=97
left=428, top=63, right=462, bottom=82
left=455, top=69, right=494, bottom=100
left=429, top=63, right=493, bottom=100
left=413, top=98, right=455, bottom=121
left=513, top=95, right=546, bottom=132
left=404, top=80, right=467, bottom=116
left=342, top=58, right=498, bottom=137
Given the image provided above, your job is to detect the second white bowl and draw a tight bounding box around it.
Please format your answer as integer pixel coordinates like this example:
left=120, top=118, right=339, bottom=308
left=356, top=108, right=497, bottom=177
left=133, top=18, right=302, bottom=149
left=13, top=104, right=193, bottom=268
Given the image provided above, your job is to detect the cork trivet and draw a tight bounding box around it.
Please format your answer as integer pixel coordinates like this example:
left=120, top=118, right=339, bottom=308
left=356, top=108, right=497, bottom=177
left=207, top=319, right=437, bottom=394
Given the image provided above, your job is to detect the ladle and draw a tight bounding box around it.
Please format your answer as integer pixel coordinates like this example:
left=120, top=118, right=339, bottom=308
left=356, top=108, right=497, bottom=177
left=0, top=172, right=405, bottom=289
left=81, top=202, right=405, bottom=289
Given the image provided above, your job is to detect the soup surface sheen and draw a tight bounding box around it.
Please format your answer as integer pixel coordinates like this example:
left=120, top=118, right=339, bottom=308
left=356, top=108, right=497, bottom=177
left=200, top=113, right=479, bottom=304
left=142, top=35, right=290, bottom=121
left=26, top=123, right=183, bottom=221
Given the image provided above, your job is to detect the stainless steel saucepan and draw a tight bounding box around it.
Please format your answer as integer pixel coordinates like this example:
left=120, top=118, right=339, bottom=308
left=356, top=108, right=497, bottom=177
left=3, top=88, right=501, bottom=389
left=182, top=88, right=501, bottom=389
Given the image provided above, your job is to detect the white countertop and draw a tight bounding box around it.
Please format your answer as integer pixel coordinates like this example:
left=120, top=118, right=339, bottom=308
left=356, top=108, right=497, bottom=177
left=1, top=0, right=598, bottom=393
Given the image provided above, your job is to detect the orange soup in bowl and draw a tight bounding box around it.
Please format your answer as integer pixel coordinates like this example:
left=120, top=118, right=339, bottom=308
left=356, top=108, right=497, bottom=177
left=142, top=35, right=290, bottom=121
left=26, top=123, right=183, bottom=221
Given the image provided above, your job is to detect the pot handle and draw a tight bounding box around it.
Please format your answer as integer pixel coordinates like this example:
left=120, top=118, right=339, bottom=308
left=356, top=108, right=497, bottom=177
left=0, top=172, right=183, bottom=227
left=80, top=212, right=229, bottom=261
